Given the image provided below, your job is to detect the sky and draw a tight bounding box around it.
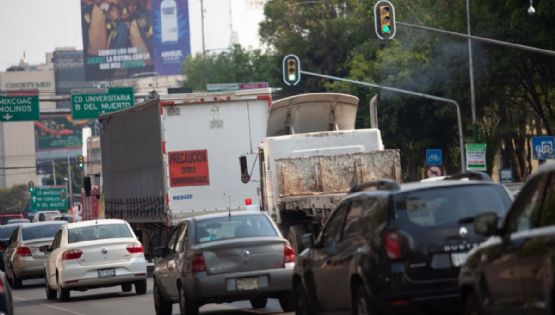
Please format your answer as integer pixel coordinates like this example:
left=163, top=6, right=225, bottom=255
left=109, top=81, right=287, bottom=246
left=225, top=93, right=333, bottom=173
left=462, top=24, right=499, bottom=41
left=0, top=0, right=266, bottom=70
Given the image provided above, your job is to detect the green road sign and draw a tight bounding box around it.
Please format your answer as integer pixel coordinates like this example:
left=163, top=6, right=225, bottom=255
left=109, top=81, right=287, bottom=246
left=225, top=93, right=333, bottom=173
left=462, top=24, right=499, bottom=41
left=30, top=187, right=68, bottom=212
left=466, top=143, right=487, bottom=171
left=71, top=87, right=135, bottom=119
left=0, top=93, right=40, bottom=122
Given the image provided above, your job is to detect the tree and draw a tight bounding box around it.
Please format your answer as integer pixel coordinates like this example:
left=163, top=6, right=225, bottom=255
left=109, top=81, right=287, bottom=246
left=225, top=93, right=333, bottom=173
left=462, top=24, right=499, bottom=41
left=0, top=185, right=29, bottom=214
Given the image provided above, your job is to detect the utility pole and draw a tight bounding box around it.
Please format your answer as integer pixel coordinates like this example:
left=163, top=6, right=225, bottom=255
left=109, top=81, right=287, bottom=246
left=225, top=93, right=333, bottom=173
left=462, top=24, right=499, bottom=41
left=66, top=154, right=73, bottom=207
left=52, top=160, right=56, bottom=186
left=466, top=0, right=477, bottom=143
left=200, top=0, right=206, bottom=57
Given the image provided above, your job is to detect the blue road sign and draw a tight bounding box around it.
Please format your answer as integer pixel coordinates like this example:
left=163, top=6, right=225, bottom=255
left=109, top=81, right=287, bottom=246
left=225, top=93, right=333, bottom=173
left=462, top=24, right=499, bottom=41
left=532, top=136, right=555, bottom=160
left=426, top=149, right=443, bottom=166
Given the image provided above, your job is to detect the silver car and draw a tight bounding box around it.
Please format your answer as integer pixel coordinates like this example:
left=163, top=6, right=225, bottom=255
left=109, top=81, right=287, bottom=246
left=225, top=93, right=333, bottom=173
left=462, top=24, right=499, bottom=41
left=3, top=221, right=67, bottom=288
left=153, top=211, right=295, bottom=315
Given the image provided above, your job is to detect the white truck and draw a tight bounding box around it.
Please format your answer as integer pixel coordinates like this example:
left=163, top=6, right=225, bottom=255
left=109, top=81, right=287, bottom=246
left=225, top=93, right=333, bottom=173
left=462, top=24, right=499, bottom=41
left=99, top=89, right=271, bottom=256
left=245, top=93, right=401, bottom=252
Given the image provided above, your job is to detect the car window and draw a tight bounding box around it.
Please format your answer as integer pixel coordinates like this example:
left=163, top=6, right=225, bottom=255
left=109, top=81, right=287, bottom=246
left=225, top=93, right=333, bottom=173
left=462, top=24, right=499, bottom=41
left=166, top=225, right=183, bottom=250
left=538, top=173, right=555, bottom=227
left=195, top=214, right=277, bottom=244
left=506, top=174, right=548, bottom=233
left=320, top=202, right=349, bottom=246
left=0, top=225, right=19, bottom=239
left=9, top=228, right=18, bottom=244
left=22, top=223, right=66, bottom=241
left=67, top=224, right=133, bottom=243
left=343, top=198, right=375, bottom=240
left=175, top=223, right=188, bottom=252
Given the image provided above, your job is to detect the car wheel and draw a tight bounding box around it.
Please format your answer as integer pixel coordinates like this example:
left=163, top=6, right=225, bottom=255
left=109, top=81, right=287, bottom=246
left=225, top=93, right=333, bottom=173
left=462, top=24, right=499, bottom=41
left=250, top=296, right=268, bottom=309
left=353, top=286, right=372, bottom=315
left=122, top=283, right=133, bottom=293
left=58, top=286, right=70, bottom=302
left=154, top=280, right=173, bottom=315
left=179, top=284, right=198, bottom=315
left=288, top=225, right=308, bottom=253
left=11, top=269, right=22, bottom=289
left=463, top=292, right=481, bottom=315
left=45, top=276, right=57, bottom=300
left=295, top=284, right=314, bottom=315
left=279, top=292, right=296, bottom=312
left=135, top=279, right=147, bottom=295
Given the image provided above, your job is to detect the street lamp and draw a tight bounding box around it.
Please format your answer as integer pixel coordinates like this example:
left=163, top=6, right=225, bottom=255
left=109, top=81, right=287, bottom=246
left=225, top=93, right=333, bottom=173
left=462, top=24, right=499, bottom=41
left=528, top=0, right=536, bottom=15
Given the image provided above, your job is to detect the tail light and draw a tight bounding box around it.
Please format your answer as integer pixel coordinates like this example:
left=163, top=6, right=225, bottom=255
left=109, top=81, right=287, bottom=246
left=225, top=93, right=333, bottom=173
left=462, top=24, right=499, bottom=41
left=284, top=243, right=296, bottom=264
left=62, top=249, right=82, bottom=260
left=0, top=275, right=4, bottom=294
left=16, top=246, right=32, bottom=256
left=127, top=243, right=144, bottom=254
left=191, top=253, right=206, bottom=273
left=385, top=230, right=403, bottom=260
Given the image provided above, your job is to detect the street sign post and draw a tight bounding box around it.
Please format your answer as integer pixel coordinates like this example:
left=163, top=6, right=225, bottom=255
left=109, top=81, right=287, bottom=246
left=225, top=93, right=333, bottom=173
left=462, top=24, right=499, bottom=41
left=30, top=187, right=68, bottom=212
left=71, top=87, right=135, bottom=119
left=531, top=136, right=555, bottom=160
left=466, top=143, right=487, bottom=171
left=425, top=149, right=443, bottom=166
left=0, top=91, right=40, bottom=122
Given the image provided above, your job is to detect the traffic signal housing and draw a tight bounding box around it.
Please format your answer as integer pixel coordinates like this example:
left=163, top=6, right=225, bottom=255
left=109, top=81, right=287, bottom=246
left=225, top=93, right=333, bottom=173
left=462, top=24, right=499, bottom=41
left=374, top=0, right=396, bottom=40
left=282, top=54, right=301, bottom=86
left=27, top=180, right=34, bottom=193
left=77, top=155, right=85, bottom=169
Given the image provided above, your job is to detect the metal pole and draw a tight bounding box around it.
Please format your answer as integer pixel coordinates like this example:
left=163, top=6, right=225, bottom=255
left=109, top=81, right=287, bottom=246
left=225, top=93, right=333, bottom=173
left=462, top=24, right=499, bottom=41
left=200, top=0, right=206, bottom=57
left=67, top=153, right=73, bottom=208
left=301, top=70, right=466, bottom=171
left=52, top=160, right=56, bottom=186
left=466, top=0, right=477, bottom=143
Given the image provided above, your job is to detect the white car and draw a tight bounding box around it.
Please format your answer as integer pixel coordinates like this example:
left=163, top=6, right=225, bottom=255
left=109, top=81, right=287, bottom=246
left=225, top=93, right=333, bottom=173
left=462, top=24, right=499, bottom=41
left=43, top=219, right=147, bottom=301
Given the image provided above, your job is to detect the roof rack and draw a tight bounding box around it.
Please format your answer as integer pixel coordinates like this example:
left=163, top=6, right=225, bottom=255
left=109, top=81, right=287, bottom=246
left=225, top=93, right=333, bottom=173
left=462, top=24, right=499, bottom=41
left=349, top=179, right=401, bottom=193
left=444, top=171, right=493, bottom=182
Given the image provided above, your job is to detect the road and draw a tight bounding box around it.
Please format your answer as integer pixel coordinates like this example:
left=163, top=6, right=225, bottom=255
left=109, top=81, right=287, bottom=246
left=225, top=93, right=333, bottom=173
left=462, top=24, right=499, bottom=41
left=12, top=279, right=293, bottom=315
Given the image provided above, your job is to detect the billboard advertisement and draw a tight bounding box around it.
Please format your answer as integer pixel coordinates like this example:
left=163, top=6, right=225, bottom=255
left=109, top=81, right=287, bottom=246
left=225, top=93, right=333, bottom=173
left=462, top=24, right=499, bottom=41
left=81, top=0, right=190, bottom=81
left=34, top=114, right=89, bottom=162
left=53, top=50, right=98, bottom=109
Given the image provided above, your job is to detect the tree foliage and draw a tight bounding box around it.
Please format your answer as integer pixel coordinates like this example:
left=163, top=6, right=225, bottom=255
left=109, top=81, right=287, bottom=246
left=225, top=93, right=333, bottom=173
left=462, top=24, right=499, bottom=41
left=0, top=185, right=29, bottom=214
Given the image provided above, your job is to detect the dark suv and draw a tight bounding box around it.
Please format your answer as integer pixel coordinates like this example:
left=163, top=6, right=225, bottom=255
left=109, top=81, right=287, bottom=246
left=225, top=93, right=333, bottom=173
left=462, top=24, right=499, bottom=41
left=293, top=174, right=513, bottom=315
left=459, top=163, right=555, bottom=315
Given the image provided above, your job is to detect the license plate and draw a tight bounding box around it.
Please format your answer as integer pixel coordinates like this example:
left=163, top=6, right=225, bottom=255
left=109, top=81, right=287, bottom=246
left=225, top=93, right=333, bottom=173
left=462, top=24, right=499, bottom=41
left=97, top=268, right=116, bottom=278
left=451, top=252, right=468, bottom=267
left=236, top=277, right=259, bottom=290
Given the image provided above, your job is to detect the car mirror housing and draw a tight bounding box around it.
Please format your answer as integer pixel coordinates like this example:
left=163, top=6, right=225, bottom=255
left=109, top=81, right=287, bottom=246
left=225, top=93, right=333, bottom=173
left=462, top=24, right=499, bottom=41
left=301, top=233, right=315, bottom=249
left=474, top=212, right=499, bottom=236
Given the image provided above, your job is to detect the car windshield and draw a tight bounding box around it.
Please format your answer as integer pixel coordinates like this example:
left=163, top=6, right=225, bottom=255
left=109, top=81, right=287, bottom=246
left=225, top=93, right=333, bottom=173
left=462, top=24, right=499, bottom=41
left=394, top=185, right=512, bottom=227
left=68, top=224, right=133, bottom=243
left=196, top=214, right=277, bottom=244
left=22, top=223, right=65, bottom=241
left=0, top=225, right=18, bottom=239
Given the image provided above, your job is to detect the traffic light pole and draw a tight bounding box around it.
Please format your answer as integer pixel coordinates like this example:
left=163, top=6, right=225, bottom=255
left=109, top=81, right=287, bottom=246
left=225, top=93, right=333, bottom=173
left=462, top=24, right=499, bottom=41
left=301, top=70, right=466, bottom=172
left=67, top=153, right=73, bottom=209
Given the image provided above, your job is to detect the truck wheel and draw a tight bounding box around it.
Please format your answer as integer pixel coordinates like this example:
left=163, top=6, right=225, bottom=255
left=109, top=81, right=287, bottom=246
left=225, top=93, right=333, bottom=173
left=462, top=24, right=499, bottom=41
left=288, top=225, right=308, bottom=254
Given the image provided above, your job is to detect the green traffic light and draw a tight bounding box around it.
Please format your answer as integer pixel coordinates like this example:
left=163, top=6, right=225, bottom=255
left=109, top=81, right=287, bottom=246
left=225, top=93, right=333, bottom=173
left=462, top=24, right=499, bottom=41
left=288, top=74, right=297, bottom=81
left=383, top=25, right=390, bottom=33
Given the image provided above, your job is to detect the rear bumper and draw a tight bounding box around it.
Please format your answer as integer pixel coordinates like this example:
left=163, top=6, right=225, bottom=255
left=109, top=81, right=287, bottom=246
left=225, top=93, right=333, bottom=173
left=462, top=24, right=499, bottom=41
left=185, top=266, right=293, bottom=303
left=59, top=257, right=147, bottom=289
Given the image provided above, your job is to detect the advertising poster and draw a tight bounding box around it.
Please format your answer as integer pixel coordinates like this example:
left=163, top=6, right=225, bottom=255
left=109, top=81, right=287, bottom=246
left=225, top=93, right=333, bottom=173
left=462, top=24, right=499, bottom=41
left=53, top=50, right=98, bottom=109
left=34, top=114, right=88, bottom=161
left=168, top=150, right=210, bottom=187
left=81, top=0, right=190, bottom=80
left=465, top=143, right=487, bottom=171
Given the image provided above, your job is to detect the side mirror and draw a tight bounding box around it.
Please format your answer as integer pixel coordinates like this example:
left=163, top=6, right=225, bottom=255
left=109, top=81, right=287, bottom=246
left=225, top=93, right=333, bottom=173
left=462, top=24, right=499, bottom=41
left=474, top=212, right=499, bottom=236
left=39, top=245, right=52, bottom=253
left=301, top=233, right=315, bottom=249
left=153, top=247, right=168, bottom=258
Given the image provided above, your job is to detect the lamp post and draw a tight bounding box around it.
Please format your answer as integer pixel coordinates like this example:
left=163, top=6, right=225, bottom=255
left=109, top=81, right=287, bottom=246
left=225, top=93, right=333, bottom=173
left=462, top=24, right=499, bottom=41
left=466, top=0, right=477, bottom=143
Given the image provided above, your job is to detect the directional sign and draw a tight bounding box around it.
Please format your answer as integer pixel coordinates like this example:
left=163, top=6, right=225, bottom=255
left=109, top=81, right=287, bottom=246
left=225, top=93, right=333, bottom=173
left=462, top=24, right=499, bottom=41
left=531, top=136, right=555, bottom=160
left=71, top=87, right=135, bottom=119
left=425, top=149, right=443, bottom=166
left=466, top=143, right=487, bottom=171
left=0, top=91, right=39, bottom=122
left=30, top=187, right=68, bottom=212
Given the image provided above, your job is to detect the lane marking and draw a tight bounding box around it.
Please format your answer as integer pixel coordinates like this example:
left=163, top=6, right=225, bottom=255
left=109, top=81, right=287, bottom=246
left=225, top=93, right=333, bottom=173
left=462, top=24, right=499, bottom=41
left=13, top=296, right=87, bottom=315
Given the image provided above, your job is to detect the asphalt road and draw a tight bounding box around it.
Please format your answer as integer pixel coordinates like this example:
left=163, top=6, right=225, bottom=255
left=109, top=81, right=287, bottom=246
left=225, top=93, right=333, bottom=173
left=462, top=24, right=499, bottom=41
left=12, top=279, right=293, bottom=315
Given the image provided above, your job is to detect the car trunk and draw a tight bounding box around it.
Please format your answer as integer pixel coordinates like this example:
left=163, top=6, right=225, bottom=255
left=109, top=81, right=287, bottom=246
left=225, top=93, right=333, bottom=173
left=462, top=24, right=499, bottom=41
left=70, top=238, right=137, bottom=266
left=197, top=237, right=286, bottom=275
left=23, top=238, right=54, bottom=260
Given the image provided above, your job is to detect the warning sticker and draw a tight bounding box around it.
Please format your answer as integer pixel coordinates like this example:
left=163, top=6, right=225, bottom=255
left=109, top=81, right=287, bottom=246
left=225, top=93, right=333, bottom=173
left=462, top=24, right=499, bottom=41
left=168, top=150, right=210, bottom=187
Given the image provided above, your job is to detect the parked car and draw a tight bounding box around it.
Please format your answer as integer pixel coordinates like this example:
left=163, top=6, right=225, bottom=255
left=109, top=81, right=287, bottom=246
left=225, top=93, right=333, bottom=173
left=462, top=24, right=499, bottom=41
left=43, top=219, right=147, bottom=302
left=0, top=223, right=25, bottom=272
left=459, top=163, right=555, bottom=315
left=32, top=211, right=61, bottom=222
left=0, top=271, right=13, bottom=315
left=3, top=221, right=67, bottom=288
left=5, top=219, right=30, bottom=225
left=153, top=211, right=295, bottom=315
left=293, top=173, right=513, bottom=315
left=0, top=214, right=24, bottom=226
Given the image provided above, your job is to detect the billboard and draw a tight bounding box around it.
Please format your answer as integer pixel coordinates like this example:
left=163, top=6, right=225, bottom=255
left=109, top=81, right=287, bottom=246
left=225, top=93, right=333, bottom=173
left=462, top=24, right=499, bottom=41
left=81, top=0, right=191, bottom=81
left=34, top=114, right=89, bottom=161
left=53, top=50, right=98, bottom=109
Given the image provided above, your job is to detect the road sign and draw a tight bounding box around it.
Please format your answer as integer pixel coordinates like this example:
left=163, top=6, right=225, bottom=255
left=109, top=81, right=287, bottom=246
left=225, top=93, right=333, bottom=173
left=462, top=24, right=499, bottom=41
left=71, top=87, right=135, bottom=119
left=425, top=149, right=443, bottom=166
left=426, top=166, right=444, bottom=178
left=30, top=187, right=68, bottom=212
left=466, top=143, right=487, bottom=171
left=0, top=91, right=40, bottom=122
left=531, top=136, right=555, bottom=160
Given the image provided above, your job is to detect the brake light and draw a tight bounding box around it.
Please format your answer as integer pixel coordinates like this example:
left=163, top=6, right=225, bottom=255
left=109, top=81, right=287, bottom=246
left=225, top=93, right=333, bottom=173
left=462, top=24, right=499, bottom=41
left=191, top=253, right=206, bottom=273
left=127, top=243, right=144, bottom=254
left=284, top=243, right=296, bottom=264
left=62, top=249, right=82, bottom=260
left=385, top=230, right=403, bottom=260
left=16, top=246, right=32, bottom=256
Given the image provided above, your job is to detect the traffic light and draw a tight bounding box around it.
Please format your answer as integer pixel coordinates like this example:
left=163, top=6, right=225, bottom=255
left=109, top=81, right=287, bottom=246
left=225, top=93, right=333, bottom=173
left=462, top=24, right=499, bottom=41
left=77, top=155, right=85, bottom=169
left=282, top=54, right=301, bottom=86
left=27, top=180, right=34, bottom=193
left=374, top=0, right=396, bottom=40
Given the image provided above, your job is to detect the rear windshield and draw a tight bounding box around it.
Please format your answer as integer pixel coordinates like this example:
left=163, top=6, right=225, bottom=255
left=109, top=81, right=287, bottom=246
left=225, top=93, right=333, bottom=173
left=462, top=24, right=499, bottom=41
left=68, top=224, right=133, bottom=243
left=22, top=223, right=65, bottom=241
left=394, top=185, right=512, bottom=227
left=196, top=214, right=277, bottom=243
left=0, top=225, right=18, bottom=239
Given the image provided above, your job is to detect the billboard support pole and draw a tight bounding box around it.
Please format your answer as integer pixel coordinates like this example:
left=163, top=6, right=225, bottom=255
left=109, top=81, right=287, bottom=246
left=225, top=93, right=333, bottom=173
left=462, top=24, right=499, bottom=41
left=52, top=160, right=57, bottom=186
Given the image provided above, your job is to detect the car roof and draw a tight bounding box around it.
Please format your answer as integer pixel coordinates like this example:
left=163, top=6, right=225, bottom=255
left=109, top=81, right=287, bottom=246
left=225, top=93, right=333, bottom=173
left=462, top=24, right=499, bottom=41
left=20, top=221, right=67, bottom=228
left=65, top=219, right=128, bottom=230
left=0, top=223, right=24, bottom=229
left=189, top=210, right=268, bottom=223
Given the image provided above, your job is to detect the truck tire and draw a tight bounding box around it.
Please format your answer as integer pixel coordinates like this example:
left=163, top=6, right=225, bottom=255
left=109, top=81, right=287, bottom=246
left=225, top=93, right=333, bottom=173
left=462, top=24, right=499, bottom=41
left=288, top=225, right=308, bottom=254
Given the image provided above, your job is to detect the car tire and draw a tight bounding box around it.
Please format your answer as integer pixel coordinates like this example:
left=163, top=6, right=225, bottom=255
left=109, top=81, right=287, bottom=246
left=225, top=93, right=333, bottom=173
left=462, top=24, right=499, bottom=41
left=135, top=279, right=147, bottom=295
left=179, top=284, right=198, bottom=315
left=45, top=277, right=57, bottom=300
left=279, top=292, right=296, bottom=312
left=122, top=283, right=133, bottom=293
left=288, top=225, right=308, bottom=254
left=250, top=296, right=268, bottom=309
left=11, top=269, right=22, bottom=289
left=463, top=292, right=481, bottom=315
left=353, top=285, right=372, bottom=315
left=295, top=283, right=315, bottom=315
left=58, top=286, right=70, bottom=302
left=154, top=280, right=173, bottom=315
